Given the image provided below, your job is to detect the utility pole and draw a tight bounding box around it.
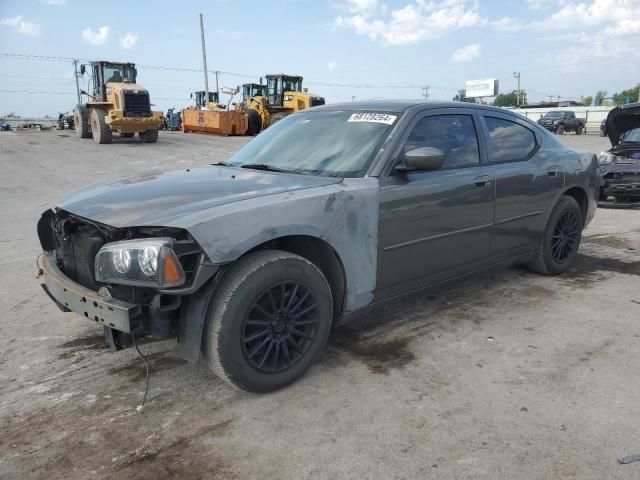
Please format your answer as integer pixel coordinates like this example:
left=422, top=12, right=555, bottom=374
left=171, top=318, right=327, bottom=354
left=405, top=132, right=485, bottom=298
left=199, top=13, right=210, bottom=110
left=422, top=85, right=430, bottom=101
left=557, top=95, right=560, bottom=105
left=513, top=72, right=521, bottom=107
left=548, top=95, right=553, bottom=103
left=215, top=71, right=220, bottom=98
left=73, top=59, right=81, bottom=105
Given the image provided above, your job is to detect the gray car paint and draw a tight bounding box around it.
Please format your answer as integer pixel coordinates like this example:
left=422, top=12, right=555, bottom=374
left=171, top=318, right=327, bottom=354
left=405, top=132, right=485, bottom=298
left=52, top=100, right=597, bottom=318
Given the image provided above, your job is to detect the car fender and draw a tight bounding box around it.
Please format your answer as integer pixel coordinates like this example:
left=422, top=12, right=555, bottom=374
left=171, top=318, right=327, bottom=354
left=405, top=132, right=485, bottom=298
left=180, top=177, right=380, bottom=313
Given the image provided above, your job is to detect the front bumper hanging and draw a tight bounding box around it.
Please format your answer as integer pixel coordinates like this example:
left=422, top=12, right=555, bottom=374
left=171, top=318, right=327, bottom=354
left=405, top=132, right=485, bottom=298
left=40, top=252, right=139, bottom=333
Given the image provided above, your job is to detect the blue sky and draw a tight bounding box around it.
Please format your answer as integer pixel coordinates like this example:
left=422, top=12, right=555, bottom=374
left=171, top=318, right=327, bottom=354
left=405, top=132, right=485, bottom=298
left=1, top=0, right=639, bottom=116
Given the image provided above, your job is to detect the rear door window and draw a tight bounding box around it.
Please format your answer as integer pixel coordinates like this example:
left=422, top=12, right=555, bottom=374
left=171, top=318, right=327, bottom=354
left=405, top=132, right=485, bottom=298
left=484, top=116, right=536, bottom=163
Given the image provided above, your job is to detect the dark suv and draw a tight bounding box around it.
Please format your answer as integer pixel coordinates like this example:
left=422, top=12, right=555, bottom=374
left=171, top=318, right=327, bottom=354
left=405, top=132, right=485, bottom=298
left=538, top=111, right=586, bottom=135
left=38, top=101, right=599, bottom=392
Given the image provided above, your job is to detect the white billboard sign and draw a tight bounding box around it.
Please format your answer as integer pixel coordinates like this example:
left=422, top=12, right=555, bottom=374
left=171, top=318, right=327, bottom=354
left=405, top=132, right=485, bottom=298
left=465, top=79, right=499, bottom=98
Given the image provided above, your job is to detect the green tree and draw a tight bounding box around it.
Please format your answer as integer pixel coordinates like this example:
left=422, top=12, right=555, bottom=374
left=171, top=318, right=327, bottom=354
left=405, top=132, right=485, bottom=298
left=612, top=84, right=640, bottom=105
left=594, top=90, right=608, bottom=106
left=581, top=96, right=593, bottom=106
left=452, top=89, right=475, bottom=103
left=493, top=90, right=526, bottom=107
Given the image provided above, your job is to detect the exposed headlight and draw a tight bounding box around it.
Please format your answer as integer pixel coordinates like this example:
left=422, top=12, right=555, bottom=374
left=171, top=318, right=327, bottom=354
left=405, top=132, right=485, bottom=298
left=284, top=95, right=293, bottom=101
left=95, top=238, right=185, bottom=288
left=113, top=249, right=131, bottom=273
left=597, top=151, right=615, bottom=165
left=553, top=120, right=559, bottom=125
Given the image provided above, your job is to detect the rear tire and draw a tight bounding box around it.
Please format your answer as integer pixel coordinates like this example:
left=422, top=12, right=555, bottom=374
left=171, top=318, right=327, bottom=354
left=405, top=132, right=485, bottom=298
left=90, top=109, right=112, bottom=144
left=74, top=105, right=91, bottom=138
left=575, top=125, right=583, bottom=135
left=528, top=196, right=583, bottom=275
left=139, top=129, right=158, bottom=143
left=203, top=250, right=333, bottom=393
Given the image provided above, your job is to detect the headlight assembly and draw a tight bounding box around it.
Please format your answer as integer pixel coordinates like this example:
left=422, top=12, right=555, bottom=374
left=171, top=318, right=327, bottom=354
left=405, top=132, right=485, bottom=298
left=95, top=238, right=185, bottom=288
left=597, top=151, right=615, bottom=165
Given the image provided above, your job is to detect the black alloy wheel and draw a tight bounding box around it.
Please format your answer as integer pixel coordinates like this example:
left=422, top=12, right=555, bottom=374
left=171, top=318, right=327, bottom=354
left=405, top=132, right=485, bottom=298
left=241, top=282, right=318, bottom=373
left=551, top=211, right=579, bottom=263
left=202, top=250, right=333, bottom=392
left=527, top=195, right=583, bottom=275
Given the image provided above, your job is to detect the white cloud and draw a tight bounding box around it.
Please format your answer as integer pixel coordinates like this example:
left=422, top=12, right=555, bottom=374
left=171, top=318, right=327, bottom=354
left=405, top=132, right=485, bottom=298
left=47, top=0, right=66, bottom=5
left=542, top=0, right=640, bottom=30
left=328, top=61, right=338, bottom=72
left=333, top=0, right=379, bottom=14
left=0, top=15, right=41, bottom=36
left=82, top=25, right=110, bottom=45
left=450, top=43, right=480, bottom=63
left=120, top=32, right=138, bottom=49
left=491, top=16, right=526, bottom=32
left=333, top=0, right=486, bottom=45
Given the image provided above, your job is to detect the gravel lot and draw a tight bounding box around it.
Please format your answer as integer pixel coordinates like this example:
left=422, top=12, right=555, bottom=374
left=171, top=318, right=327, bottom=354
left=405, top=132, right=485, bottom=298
left=1, top=130, right=639, bottom=480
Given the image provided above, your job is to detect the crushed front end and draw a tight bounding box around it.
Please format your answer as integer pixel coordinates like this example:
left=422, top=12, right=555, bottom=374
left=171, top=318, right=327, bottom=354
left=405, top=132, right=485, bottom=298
left=598, top=155, right=640, bottom=206
left=37, top=209, right=217, bottom=350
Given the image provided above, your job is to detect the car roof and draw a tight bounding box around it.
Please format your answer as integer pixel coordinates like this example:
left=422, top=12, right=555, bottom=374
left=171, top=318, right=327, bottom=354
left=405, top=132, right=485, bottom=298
left=314, top=100, right=522, bottom=116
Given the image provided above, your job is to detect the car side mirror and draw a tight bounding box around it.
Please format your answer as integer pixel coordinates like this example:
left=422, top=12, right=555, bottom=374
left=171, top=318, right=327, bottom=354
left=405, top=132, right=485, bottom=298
left=397, top=147, right=444, bottom=172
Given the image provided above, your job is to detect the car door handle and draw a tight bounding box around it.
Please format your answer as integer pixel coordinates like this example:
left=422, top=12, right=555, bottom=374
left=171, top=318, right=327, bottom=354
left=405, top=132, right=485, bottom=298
left=474, top=175, right=491, bottom=188
left=547, top=166, right=560, bottom=177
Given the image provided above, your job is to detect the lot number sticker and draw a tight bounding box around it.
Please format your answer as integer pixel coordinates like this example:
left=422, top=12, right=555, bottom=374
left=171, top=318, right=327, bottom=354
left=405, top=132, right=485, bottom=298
left=348, top=113, right=397, bottom=125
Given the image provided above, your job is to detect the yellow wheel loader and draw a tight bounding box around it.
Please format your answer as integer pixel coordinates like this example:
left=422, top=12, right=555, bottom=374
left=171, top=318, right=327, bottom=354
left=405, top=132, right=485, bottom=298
left=241, top=83, right=270, bottom=135
left=241, top=75, right=325, bottom=134
left=74, top=61, right=163, bottom=144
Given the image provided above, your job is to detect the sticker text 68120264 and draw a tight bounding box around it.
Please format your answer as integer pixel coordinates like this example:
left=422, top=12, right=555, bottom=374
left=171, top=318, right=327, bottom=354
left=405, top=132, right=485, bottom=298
left=347, top=113, right=397, bottom=125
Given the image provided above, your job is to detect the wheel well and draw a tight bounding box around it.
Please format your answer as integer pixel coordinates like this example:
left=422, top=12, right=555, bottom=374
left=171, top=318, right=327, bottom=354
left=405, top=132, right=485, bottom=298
left=246, top=235, right=346, bottom=319
left=563, top=187, right=588, bottom=220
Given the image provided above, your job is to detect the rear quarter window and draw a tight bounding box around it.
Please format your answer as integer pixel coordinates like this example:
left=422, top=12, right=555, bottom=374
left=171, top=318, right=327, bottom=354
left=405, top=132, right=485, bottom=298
left=484, top=116, right=537, bottom=163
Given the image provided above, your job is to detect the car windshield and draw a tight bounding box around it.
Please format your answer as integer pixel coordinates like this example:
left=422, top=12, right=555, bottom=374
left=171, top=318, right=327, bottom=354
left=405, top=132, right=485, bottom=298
left=544, top=112, right=564, bottom=117
left=227, top=110, right=398, bottom=177
left=620, top=128, right=640, bottom=143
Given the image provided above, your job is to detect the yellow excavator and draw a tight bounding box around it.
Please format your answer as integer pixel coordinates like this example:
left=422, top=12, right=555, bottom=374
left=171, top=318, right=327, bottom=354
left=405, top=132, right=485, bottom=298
left=74, top=61, right=163, bottom=144
left=241, top=74, right=325, bottom=134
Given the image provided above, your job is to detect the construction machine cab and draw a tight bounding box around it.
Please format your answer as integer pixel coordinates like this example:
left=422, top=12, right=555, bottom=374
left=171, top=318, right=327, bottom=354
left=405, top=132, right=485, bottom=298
left=90, top=61, right=137, bottom=102
left=192, top=91, right=220, bottom=109
left=266, top=74, right=303, bottom=107
left=242, top=83, right=267, bottom=102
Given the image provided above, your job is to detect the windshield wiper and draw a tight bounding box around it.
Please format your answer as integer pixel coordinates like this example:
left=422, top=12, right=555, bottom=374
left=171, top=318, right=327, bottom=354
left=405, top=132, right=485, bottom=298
left=210, top=161, right=230, bottom=166
left=240, top=163, right=298, bottom=173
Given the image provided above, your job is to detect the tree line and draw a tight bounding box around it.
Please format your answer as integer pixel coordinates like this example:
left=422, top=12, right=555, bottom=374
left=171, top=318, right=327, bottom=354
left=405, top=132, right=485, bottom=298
left=453, top=84, right=640, bottom=107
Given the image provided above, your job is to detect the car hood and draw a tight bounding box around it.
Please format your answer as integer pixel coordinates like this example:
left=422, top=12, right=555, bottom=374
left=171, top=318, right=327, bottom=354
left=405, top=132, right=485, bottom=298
left=57, top=165, right=342, bottom=227
left=607, top=102, right=640, bottom=147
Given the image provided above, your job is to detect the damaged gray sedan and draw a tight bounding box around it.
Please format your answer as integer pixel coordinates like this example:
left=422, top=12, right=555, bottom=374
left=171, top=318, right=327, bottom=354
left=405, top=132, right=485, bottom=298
left=38, top=101, right=599, bottom=392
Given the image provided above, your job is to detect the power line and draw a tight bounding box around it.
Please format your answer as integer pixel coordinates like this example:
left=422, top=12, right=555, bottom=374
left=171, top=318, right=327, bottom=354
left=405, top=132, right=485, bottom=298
left=0, top=89, right=75, bottom=95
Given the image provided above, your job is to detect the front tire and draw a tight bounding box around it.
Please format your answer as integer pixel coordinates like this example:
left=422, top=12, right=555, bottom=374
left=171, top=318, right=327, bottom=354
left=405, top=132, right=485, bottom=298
left=203, top=250, right=333, bottom=393
left=246, top=109, right=261, bottom=135
left=556, top=124, right=565, bottom=135
left=528, top=196, right=583, bottom=275
left=90, top=109, right=112, bottom=144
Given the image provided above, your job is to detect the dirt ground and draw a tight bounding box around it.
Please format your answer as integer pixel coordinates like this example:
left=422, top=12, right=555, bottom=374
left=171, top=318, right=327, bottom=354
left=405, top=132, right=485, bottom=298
left=1, top=130, right=639, bottom=479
